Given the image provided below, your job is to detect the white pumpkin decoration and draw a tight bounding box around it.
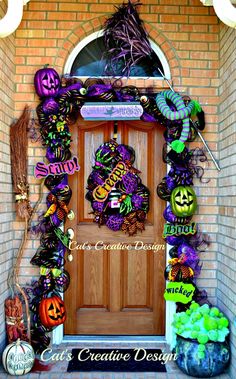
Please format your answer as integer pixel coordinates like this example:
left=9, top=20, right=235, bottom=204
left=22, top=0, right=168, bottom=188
left=2, top=339, right=35, bottom=376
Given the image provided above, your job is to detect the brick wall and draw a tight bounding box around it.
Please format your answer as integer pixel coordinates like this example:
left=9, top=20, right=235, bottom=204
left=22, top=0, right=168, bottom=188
left=0, top=0, right=16, bottom=352
left=0, top=0, right=225, bottom=352
left=218, top=24, right=236, bottom=379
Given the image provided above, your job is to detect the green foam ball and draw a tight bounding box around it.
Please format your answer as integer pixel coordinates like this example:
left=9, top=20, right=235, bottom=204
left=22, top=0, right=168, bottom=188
left=208, top=330, right=218, bottom=342
left=191, top=331, right=199, bottom=339
left=170, top=140, right=185, bottom=153
left=198, top=344, right=206, bottom=352
left=209, top=307, right=220, bottom=317
left=192, top=313, right=202, bottom=322
left=193, top=325, right=200, bottom=331
left=198, top=351, right=205, bottom=360
left=197, top=333, right=209, bottom=344
left=200, top=304, right=210, bottom=315
left=179, top=314, right=189, bottom=324
left=219, top=317, right=229, bottom=328
left=204, top=317, right=218, bottom=331
left=190, top=302, right=200, bottom=311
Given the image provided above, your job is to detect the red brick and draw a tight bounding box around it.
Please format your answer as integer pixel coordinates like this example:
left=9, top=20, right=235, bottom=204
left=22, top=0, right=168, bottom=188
left=160, top=14, right=188, bottom=23
left=27, top=21, right=57, bottom=29
left=181, top=6, right=209, bottom=15
left=89, top=4, right=118, bottom=12
left=29, top=2, right=58, bottom=11
left=48, top=12, right=77, bottom=20
left=151, top=5, right=180, bottom=14
left=189, top=15, right=218, bottom=24
left=59, top=3, right=88, bottom=12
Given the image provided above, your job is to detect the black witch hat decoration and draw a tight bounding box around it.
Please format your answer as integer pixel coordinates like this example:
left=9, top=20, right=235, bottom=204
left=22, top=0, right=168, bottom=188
left=103, top=0, right=156, bottom=77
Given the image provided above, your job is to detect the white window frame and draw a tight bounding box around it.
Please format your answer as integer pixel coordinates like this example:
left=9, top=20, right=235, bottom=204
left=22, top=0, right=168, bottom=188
left=64, top=29, right=171, bottom=80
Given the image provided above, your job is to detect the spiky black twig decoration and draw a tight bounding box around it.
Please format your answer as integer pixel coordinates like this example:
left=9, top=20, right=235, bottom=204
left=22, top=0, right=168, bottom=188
left=103, top=0, right=153, bottom=77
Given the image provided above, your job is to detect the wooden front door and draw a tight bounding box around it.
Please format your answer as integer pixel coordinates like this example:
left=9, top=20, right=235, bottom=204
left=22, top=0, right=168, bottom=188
left=65, top=119, right=166, bottom=335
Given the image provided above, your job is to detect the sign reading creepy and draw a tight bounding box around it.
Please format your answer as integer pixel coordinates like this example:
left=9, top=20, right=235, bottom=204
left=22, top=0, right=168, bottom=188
left=93, top=162, right=128, bottom=202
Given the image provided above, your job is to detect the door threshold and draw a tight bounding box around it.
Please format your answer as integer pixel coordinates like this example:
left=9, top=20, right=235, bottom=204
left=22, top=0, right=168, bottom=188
left=62, top=335, right=166, bottom=344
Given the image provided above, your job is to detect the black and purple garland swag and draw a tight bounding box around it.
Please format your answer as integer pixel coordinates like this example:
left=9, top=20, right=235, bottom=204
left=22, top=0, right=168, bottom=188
left=26, top=66, right=209, bottom=351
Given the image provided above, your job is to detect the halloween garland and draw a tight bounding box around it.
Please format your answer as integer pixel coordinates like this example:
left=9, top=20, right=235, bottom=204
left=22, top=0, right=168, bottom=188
left=26, top=59, right=209, bottom=352
left=158, top=143, right=210, bottom=310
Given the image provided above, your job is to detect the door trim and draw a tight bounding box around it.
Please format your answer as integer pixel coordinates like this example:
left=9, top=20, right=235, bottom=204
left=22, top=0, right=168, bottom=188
left=53, top=120, right=176, bottom=346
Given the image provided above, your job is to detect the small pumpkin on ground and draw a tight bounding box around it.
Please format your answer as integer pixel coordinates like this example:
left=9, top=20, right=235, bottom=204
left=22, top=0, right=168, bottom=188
left=2, top=338, right=35, bottom=376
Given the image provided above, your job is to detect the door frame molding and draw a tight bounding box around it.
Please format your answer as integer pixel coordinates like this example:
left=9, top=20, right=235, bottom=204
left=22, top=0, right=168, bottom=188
left=53, top=120, right=176, bottom=346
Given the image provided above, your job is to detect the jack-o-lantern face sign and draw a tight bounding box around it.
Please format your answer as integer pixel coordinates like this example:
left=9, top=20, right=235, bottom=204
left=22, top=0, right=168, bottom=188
left=34, top=66, right=60, bottom=98
left=39, top=295, right=66, bottom=328
left=170, top=186, right=197, bottom=217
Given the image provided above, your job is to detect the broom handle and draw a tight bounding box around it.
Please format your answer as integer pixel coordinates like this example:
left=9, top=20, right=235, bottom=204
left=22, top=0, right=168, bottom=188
left=13, top=217, right=31, bottom=344
left=12, top=179, right=45, bottom=344
left=157, top=68, right=221, bottom=171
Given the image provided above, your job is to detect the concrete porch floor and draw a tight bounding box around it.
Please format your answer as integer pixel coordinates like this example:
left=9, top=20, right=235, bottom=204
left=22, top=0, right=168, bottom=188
left=0, top=341, right=231, bottom=379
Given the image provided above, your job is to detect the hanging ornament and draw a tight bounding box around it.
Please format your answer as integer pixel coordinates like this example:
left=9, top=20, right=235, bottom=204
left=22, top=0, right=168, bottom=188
left=39, top=295, right=66, bottom=328
left=170, top=186, right=197, bottom=217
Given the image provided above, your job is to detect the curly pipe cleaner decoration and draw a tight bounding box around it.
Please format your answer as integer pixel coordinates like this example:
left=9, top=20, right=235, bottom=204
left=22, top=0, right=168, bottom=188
left=156, top=90, right=195, bottom=153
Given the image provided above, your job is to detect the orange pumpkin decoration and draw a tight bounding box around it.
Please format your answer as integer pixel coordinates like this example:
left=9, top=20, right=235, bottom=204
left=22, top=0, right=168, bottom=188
left=39, top=295, right=66, bottom=328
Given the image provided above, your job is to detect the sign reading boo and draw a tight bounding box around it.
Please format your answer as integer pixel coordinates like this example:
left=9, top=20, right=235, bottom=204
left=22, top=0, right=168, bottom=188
left=34, top=156, right=80, bottom=178
left=164, top=282, right=195, bottom=304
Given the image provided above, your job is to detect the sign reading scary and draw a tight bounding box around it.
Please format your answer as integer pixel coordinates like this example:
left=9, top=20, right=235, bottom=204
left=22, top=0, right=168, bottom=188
left=164, top=282, right=195, bottom=304
left=34, top=156, right=80, bottom=178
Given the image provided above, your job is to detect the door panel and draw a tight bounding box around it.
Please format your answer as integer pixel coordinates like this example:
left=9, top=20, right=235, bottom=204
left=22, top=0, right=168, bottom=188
left=65, top=118, right=166, bottom=335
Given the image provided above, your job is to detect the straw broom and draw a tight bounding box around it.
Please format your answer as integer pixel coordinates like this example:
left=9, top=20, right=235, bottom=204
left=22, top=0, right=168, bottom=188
left=10, top=105, right=33, bottom=219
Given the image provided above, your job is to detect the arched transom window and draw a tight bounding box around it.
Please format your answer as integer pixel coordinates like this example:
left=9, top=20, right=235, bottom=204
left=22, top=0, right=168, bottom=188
left=64, top=30, right=171, bottom=80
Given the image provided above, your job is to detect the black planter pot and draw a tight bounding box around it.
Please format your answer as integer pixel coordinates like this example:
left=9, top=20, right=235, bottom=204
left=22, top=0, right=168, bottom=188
left=175, top=335, right=230, bottom=378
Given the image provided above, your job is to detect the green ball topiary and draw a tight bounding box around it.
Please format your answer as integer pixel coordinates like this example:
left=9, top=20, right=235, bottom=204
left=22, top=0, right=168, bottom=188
left=172, top=301, right=230, bottom=352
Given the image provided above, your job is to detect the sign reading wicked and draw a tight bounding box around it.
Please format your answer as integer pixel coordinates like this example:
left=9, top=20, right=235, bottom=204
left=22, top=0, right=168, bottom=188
left=81, top=102, right=143, bottom=120
left=93, top=162, right=128, bottom=202
left=34, top=156, right=80, bottom=178
left=163, top=222, right=196, bottom=238
left=164, top=282, right=195, bottom=304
